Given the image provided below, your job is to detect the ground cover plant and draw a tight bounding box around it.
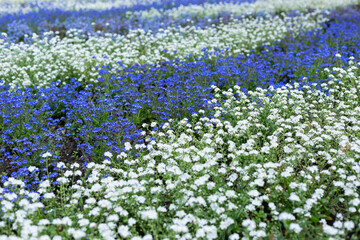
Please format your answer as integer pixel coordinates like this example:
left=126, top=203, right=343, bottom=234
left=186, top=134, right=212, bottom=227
left=1, top=0, right=360, bottom=239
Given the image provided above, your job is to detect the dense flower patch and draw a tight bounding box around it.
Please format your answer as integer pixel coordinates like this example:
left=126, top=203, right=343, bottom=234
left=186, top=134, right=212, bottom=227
left=1, top=0, right=360, bottom=239
left=0, top=0, right=255, bottom=42
left=1, top=10, right=328, bottom=88
left=0, top=0, right=356, bottom=42
left=0, top=0, right=245, bottom=15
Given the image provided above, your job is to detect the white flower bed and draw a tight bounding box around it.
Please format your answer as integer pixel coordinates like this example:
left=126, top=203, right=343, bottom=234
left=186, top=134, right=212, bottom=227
left=0, top=0, right=162, bottom=15
left=132, top=0, right=358, bottom=19
left=0, top=11, right=327, bottom=88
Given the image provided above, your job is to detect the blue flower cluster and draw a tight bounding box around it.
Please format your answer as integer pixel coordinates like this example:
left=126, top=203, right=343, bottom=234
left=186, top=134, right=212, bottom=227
left=0, top=63, right=215, bottom=191
left=206, top=6, right=360, bottom=92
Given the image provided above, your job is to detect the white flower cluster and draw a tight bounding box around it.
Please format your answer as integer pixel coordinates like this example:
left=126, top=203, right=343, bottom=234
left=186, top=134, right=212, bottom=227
left=1, top=60, right=360, bottom=239
left=0, top=11, right=327, bottom=88
left=0, top=0, right=162, bottom=15
left=132, top=0, right=358, bottom=20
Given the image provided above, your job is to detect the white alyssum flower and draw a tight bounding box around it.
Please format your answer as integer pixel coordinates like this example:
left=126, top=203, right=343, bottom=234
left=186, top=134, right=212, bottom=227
left=104, top=151, right=113, bottom=158
left=28, top=166, right=38, bottom=172
left=139, top=209, right=158, bottom=220
left=118, top=225, right=131, bottom=238
left=41, top=152, right=52, bottom=158
left=289, top=223, right=303, bottom=233
left=289, top=193, right=301, bottom=202
left=278, top=212, right=296, bottom=221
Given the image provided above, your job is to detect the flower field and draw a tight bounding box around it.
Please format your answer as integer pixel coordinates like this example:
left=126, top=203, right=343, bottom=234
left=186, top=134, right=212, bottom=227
left=1, top=0, right=360, bottom=239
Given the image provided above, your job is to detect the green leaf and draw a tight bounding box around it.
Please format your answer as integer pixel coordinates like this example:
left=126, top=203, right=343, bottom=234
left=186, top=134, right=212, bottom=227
left=311, top=216, right=319, bottom=223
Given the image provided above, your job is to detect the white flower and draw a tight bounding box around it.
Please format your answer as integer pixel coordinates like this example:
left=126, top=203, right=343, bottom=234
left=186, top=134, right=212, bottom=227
left=57, top=162, right=66, bottom=169
left=344, top=221, right=355, bottom=230
left=130, top=237, right=142, bottom=240
left=104, top=151, right=113, bottom=158
left=281, top=167, right=294, bottom=178
left=64, top=170, right=73, bottom=177
left=107, top=214, right=119, bottom=222
left=333, top=221, right=342, bottom=229
left=57, top=177, right=69, bottom=184
left=87, top=162, right=96, bottom=169
left=194, top=174, right=210, bottom=186
left=201, top=226, right=218, bottom=240
left=283, top=145, right=293, bottom=153
left=68, top=228, right=86, bottom=239
left=39, top=235, right=51, bottom=240
left=250, top=230, right=266, bottom=238
left=289, top=223, right=302, bottom=233
left=157, top=206, right=167, bottom=213
left=78, top=219, right=90, bottom=227
left=143, top=235, right=153, bottom=240
left=349, top=207, right=356, bottom=212
left=278, top=212, right=295, bottom=221
left=28, top=166, right=38, bottom=172
left=43, top=193, right=55, bottom=199
left=139, top=209, right=158, bottom=220
left=38, top=219, right=50, bottom=225
left=42, top=152, right=52, bottom=158
left=259, top=222, right=267, bottom=228
left=323, top=224, right=338, bottom=235
left=248, top=189, right=260, bottom=197
left=90, top=183, right=102, bottom=192
left=124, top=142, right=132, bottom=151
left=196, top=228, right=206, bottom=238
left=220, top=218, right=234, bottom=230
left=102, top=159, right=111, bottom=165
left=207, top=182, right=215, bottom=190
left=1, top=200, right=14, bottom=212
left=71, top=163, right=80, bottom=169
left=171, top=224, right=189, bottom=233
left=86, top=198, right=96, bottom=204
left=39, top=180, right=50, bottom=189
left=118, top=225, right=131, bottom=238
left=98, top=199, right=112, bottom=209
left=89, top=207, right=101, bottom=216
left=128, top=218, right=136, bottom=226
left=4, top=192, right=17, bottom=201
left=225, top=190, right=237, bottom=198
left=62, top=217, right=72, bottom=226
left=242, top=219, right=256, bottom=231
left=229, top=233, right=240, bottom=240
left=289, top=193, right=301, bottom=202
